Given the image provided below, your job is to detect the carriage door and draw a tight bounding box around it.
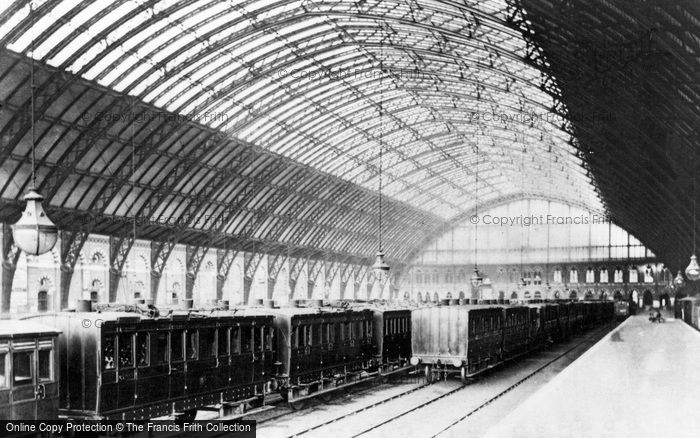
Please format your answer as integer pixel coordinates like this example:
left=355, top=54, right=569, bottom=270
left=35, top=339, right=57, bottom=418
left=10, top=341, right=36, bottom=419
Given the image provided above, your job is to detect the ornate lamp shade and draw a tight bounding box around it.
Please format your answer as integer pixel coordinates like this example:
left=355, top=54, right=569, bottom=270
left=12, top=189, right=58, bottom=256
left=674, top=270, right=686, bottom=287
left=686, top=255, right=700, bottom=281
left=372, top=250, right=390, bottom=279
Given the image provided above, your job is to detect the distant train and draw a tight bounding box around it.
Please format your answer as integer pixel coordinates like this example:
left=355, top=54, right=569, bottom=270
left=678, top=297, right=700, bottom=329
left=410, top=300, right=615, bottom=382
left=10, top=299, right=614, bottom=420
left=614, top=301, right=630, bottom=320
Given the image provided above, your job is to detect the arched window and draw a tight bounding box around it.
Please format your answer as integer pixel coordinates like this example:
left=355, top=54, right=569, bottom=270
left=584, top=290, right=594, bottom=300
left=614, top=267, right=624, bottom=283
left=613, top=291, right=623, bottom=301
left=534, top=291, right=542, bottom=299
left=643, top=266, right=653, bottom=283
left=524, top=291, right=531, bottom=300
left=630, top=268, right=640, bottom=283
left=510, top=291, right=518, bottom=300
left=599, top=269, right=609, bottom=283
left=569, top=268, right=578, bottom=283
left=446, top=292, right=452, bottom=299
left=569, top=290, right=578, bottom=300
left=459, top=291, right=465, bottom=299
left=554, top=290, right=561, bottom=299
left=586, top=268, right=595, bottom=283
left=553, top=268, right=562, bottom=283
left=534, top=271, right=542, bottom=285
left=445, top=270, right=453, bottom=284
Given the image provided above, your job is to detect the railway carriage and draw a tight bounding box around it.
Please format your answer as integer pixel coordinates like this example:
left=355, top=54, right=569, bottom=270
left=679, top=297, right=700, bottom=328
left=27, top=310, right=277, bottom=420
left=371, top=307, right=412, bottom=375
left=503, top=305, right=530, bottom=361
left=261, top=304, right=375, bottom=408
left=0, top=321, right=60, bottom=420
left=411, top=304, right=505, bottom=382
left=556, top=301, right=572, bottom=340
left=527, top=303, right=559, bottom=349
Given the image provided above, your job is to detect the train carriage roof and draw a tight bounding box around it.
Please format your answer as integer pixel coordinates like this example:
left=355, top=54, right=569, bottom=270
left=0, top=320, right=61, bottom=339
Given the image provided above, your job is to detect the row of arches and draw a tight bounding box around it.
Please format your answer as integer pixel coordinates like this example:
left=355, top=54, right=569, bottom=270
left=409, top=289, right=652, bottom=303
left=412, top=265, right=659, bottom=286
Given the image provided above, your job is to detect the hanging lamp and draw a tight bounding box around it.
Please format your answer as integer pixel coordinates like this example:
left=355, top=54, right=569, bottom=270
left=518, top=146, right=527, bottom=288
left=372, top=48, right=389, bottom=279
left=12, top=1, right=57, bottom=256
left=470, top=145, right=483, bottom=289
left=686, top=166, right=700, bottom=281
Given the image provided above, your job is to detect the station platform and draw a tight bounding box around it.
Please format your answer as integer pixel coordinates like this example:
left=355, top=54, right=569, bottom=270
left=484, top=312, right=700, bottom=438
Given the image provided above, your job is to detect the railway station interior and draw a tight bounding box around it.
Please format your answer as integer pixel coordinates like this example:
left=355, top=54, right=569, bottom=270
left=0, top=0, right=699, bottom=436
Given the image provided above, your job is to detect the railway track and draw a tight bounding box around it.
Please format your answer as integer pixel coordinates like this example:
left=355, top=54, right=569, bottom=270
left=283, top=323, right=614, bottom=438
left=242, top=376, right=424, bottom=426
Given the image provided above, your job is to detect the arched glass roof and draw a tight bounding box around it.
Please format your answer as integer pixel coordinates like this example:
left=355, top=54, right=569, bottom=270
left=0, top=0, right=602, bottom=224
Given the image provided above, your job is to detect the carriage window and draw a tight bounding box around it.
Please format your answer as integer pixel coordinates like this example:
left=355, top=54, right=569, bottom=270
left=218, top=328, right=229, bottom=356
left=171, top=330, right=184, bottom=362
left=118, top=334, right=133, bottom=368
left=384, top=320, right=388, bottom=336
left=137, top=333, right=149, bottom=367
left=199, top=329, right=216, bottom=358
left=367, top=320, right=373, bottom=338
left=306, top=326, right=314, bottom=346
left=291, top=326, right=298, bottom=348
left=0, top=353, right=6, bottom=387
left=313, top=324, right=321, bottom=345
left=151, top=332, right=168, bottom=365
left=13, top=351, right=33, bottom=386
left=38, top=349, right=52, bottom=382
left=254, top=327, right=263, bottom=352
left=321, top=324, right=329, bottom=344
left=241, top=327, right=252, bottom=353
left=103, top=336, right=115, bottom=370
left=264, top=327, right=274, bottom=351
left=231, top=327, right=241, bottom=355
left=329, top=324, right=336, bottom=344
left=187, top=332, right=198, bottom=359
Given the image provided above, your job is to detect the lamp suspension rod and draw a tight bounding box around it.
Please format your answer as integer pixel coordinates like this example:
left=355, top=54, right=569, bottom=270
left=378, top=43, right=384, bottom=252
left=30, top=0, right=35, bottom=188
left=474, top=145, right=478, bottom=269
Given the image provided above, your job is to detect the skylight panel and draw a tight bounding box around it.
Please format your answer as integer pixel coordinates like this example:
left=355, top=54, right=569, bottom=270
left=0, top=2, right=31, bottom=41
left=9, top=1, right=78, bottom=54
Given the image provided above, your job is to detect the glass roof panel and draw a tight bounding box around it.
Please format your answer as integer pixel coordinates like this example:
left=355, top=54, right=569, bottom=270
left=0, top=0, right=604, bottom=222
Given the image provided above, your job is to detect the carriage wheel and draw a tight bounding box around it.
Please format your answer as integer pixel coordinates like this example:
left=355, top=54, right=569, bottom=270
left=460, top=366, right=467, bottom=384
left=290, top=400, right=307, bottom=411
left=424, top=365, right=434, bottom=384
left=319, top=392, right=334, bottom=403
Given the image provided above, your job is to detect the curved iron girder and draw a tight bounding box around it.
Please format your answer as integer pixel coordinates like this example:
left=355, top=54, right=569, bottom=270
left=59, top=229, right=89, bottom=310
